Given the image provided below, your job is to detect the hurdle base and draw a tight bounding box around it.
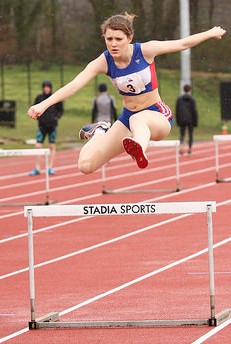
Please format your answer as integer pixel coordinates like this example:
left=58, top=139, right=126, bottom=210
left=29, top=312, right=60, bottom=330
left=216, top=178, right=231, bottom=183
left=102, top=187, right=182, bottom=195
left=32, top=318, right=209, bottom=329
left=209, top=308, right=231, bottom=327
left=30, top=308, right=231, bottom=329
left=0, top=200, right=57, bottom=207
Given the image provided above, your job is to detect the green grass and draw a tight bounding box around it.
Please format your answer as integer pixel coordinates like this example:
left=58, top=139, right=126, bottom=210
left=0, top=62, right=231, bottom=149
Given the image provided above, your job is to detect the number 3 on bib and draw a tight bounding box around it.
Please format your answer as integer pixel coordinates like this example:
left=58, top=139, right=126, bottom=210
left=127, top=84, right=136, bottom=93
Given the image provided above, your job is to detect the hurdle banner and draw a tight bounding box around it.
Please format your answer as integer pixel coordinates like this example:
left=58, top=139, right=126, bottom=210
left=213, top=135, right=231, bottom=183
left=24, top=201, right=231, bottom=329
left=0, top=149, right=50, bottom=206
left=101, top=140, right=182, bottom=194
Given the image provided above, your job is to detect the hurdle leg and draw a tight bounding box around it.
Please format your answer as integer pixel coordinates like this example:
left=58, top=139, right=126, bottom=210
left=45, top=151, right=50, bottom=205
left=207, top=204, right=216, bottom=325
left=175, top=143, right=181, bottom=191
left=27, top=209, right=36, bottom=329
left=101, top=165, right=107, bottom=194
left=215, top=140, right=219, bottom=182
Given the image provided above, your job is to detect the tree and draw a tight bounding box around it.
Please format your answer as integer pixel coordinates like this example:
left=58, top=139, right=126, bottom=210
left=12, top=0, right=46, bottom=61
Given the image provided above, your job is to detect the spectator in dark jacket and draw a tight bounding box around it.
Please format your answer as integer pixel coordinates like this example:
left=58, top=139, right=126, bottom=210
left=92, top=83, right=117, bottom=123
left=175, top=84, right=198, bottom=156
left=29, top=80, right=63, bottom=175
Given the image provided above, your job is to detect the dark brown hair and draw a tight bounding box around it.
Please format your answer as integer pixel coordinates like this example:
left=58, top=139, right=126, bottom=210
left=184, top=84, right=192, bottom=93
left=101, top=12, right=136, bottom=37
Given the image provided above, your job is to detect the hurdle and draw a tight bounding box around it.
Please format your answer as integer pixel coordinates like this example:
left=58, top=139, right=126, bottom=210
left=101, top=140, right=181, bottom=194
left=0, top=149, right=50, bottom=205
left=24, top=201, right=231, bottom=329
left=213, top=135, right=231, bottom=183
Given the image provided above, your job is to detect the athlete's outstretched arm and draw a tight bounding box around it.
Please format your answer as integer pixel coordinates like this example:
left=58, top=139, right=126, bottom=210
left=142, top=26, right=226, bottom=59
left=28, top=54, right=107, bottom=119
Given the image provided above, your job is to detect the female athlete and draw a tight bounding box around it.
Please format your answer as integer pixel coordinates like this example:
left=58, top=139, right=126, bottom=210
left=28, top=13, right=226, bottom=174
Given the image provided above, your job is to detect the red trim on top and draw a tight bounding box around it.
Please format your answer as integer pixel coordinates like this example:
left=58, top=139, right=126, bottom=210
left=149, top=61, right=158, bottom=90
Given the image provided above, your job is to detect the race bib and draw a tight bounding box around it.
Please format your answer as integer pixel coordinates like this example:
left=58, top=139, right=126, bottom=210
left=115, top=72, right=146, bottom=94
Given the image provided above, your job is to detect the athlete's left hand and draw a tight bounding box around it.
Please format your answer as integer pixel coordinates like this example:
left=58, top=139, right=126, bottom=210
left=210, top=26, right=226, bottom=40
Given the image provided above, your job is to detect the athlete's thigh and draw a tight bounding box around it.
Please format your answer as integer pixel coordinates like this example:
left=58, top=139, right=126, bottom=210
left=131, top=110, right=171, bottom=140
left=79, top=120, right=131, bottom=164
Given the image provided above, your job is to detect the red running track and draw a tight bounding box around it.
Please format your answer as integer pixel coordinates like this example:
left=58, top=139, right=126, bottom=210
left=0, top=141, right=231, bottom=344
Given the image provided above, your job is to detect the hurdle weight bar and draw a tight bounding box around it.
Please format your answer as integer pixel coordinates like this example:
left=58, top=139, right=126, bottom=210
left=24, top=201, right=231, bottom=329
left=0, top=149, right=50, bottom=206
left=213, top=135, right=231, bottom=183
left=101, top=140, right=181, bottom=194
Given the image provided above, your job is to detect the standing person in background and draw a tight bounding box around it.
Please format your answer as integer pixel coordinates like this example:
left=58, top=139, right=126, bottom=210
left=175, top=84, right=198, bottom=156
left=29, top=80, right=63, bottom=176
left=91, top=83, right=117, bottom=124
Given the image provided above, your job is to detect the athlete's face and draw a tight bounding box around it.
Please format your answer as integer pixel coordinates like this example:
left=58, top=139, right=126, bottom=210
left=104, top=29, right=132, bottom=57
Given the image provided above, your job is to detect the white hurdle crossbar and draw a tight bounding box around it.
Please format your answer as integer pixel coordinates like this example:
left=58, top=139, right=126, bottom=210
left=24, top=201, right=231, bottom=329
left=0, top=149, right=50, bottom=205
left=101, top=140, right=181, bottom=194
left=213, top=135, right=231, bottom=183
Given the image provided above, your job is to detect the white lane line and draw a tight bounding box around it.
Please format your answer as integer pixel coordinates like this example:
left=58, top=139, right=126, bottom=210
left=0, top=144, right=215, bottom=189
left=0, top=211, right=23, bottom=220
left=0, top=192, right=102, bottom=220
left=0, top=215, right=93, bottom=244
left=1, top=144, right=230, bottom=216
left=1, top=197, right=231, bottom=279
left=0, top=328, right=28, bottom=343
left=0, top=314, right=15, bottom=317
left=1, top=179, right=230, bottom=243
left=0, top=154, right=227, bottom=205
left=0, top=141, right=229, bottom=185
left=0, top=148, right=159, bottom=183
left=191, top=318, right=231, bottom=343
left=0, top=236, right=230, bottom=343
left=0, top=214, right=188, bottom=280
left=59, top=236, right=231, bottom=317
left=0, top=181, right=217, bottom=243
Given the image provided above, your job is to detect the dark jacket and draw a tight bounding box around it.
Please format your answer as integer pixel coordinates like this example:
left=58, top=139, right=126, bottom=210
left=34, top=93, right=63, bottom=127
left=175, top=94, right=198, bottom=127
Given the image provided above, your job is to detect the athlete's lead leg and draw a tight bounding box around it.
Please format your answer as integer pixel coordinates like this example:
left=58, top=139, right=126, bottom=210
left=122, top=110, right=172, bottom=168
left=78, top=121, right=131, bottom=174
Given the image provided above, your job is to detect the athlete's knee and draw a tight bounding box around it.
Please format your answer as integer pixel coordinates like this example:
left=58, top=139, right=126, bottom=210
left=78, top=158, right=96, bottom=174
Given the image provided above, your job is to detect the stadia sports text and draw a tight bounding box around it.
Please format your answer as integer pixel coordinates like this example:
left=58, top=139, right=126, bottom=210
left=83, top=204, right=156, bottom=215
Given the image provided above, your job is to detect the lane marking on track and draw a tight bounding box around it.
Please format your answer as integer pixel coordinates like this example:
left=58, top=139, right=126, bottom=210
left=1, top=179, right=230, bottom=242
left=0, top=214, right=188, bottom=280
left=0, top=139, right=229, bottom=190
left=1, top=155, right=230, bottom=205
left=0, top=328, right=28, bottom=343
left=0, top=141, right=230, bottom=342
left=0, top=140, right=212, bottom=181
left=0, top=181, right=217, bottom=242
left=0, top=237, right=230, bottom=343
left=0, top=147, right=164, bottom=183
left=58, top=236, right=231, bottom=317
left=1, top=198, right=230, bottom=280
left=191, top=318, right=231, bottom=344
left=0, top=314, right=15, bottom=317
left=1, top=146, right=230, bottom=192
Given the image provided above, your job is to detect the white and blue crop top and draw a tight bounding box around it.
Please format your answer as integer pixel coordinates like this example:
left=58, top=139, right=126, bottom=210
left=104, top=42, right=158, bottom=96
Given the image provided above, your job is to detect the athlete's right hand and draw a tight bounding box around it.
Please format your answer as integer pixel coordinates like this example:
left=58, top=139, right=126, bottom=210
left=28, top=104, right=45, bottom=120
